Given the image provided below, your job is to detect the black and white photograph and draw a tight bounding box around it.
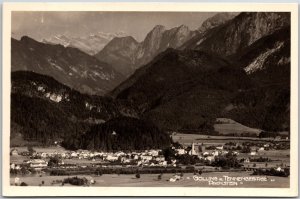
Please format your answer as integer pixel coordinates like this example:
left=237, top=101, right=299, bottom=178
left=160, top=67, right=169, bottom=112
left=2, top=2, right=298, bottom=197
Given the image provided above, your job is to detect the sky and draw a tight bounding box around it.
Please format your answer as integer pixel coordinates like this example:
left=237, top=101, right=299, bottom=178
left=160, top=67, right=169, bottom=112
left=12, top=11, right=217, bottom=42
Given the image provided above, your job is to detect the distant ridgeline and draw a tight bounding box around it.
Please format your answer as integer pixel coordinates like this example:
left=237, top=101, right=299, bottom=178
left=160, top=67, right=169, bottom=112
left=11, top=12, right=291, bottom=149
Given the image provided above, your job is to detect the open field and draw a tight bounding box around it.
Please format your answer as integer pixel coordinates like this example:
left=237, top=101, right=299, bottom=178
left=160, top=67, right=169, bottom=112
left=12, top=146, right=69, bottom=153
left=10, top=171, right=289, bottom=187
left=10, top=155, right=29, bottom=164
left=10, top=154, right=104, bottom=165
left=172, top=118, right=289, bottom=147
left=172, top=133, right=285, bottom=146
left=238, top=150, right=290, bottom=159
left=239, top=149, right=290, bottom=168
left=214, top=118, right=261, bottom=136
left=63, top=158, right=104, bottom=165
left=10, top=146, right=70, bottom=164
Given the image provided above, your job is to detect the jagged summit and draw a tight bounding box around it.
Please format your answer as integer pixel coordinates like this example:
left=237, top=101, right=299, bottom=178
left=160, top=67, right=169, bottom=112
left=95, top=24, right=196, bottom=76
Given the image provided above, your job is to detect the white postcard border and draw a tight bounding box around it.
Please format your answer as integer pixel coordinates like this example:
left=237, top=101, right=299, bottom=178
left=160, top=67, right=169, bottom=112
left=2, top=2, right=298, bottom=197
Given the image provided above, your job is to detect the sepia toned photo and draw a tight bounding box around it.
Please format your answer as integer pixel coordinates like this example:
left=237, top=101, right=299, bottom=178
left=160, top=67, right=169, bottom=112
left=2, top=2, right=298, bottom=197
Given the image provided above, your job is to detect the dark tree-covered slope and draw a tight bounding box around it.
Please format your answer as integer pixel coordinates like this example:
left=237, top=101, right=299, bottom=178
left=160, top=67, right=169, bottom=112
left=11, top=71, right=137, bottom=146
left=112, top=49, right=252, bottom=132
left=62, top=117, right=171, bottom=151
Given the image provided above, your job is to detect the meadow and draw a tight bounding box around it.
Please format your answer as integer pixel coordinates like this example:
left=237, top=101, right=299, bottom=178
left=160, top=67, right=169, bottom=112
left=10, top=171, right=289, bottom=187
left=214, top=118, right=261, bottom=136
left=172, top=133, right=279, bottom=146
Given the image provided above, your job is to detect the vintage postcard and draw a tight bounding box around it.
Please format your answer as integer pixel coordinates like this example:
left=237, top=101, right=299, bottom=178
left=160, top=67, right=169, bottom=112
left=2, top=2, right=298, bottom=197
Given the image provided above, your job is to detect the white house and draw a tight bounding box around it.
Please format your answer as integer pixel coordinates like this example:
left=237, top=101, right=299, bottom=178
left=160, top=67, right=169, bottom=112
left=212, top=151, right=219, bottom=157
left=29, top=159, right=48, bottom=168
left=276, top=167, right=282, bottom=172
left=155, top=156, right=165, bottom=162
left=122, top=159, right=131, bottom=163
left=10, top=149, right=18, bottom=156
left=133, top=155, right=139, bottom=160
left=148, top=150, right=159, bottom=156
left=80, top=153, right=89, bottom=159
left=89, top=153, right=95, bottom=158
left=258, top=147, right=265, bottom=151
left=106, top=155, right=118, bottom=161
left=115, top=151, right=125, bottom=157
left=41, top=153, right=47, bottom=158
left=222, top=150, right=229, bottom=155
left=176, top=149, right=186, bottom=155
left=141, top=155, right=153, bottom=161
left=205, top=156, right=215, bottom=162
left=159, top=161, right=167, bottom=166
left=94, top=152, right=103, bottom=156
left=71, top=152, right=78, bottom=158
left=169, top=178, right=176, bottom=182
left=216, top=145, right=224, bottom=150
left=203, top=152, right=210, bottom=156
left=150, top=162, right=155, bottom=167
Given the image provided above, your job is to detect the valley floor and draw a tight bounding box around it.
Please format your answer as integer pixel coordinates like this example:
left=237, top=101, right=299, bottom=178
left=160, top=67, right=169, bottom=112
left=10, top=132, right=290, bottom=188
left=10, top=171, right=289, bottom=187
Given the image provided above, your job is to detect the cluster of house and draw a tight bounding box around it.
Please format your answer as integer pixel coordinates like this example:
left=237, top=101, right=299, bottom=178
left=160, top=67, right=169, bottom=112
left=242, top=141, right=289, bottom=150
left=172, top=142, right=273, bottom=164
left=92, top=149, right=168, bottom=167
left=10, top=139, right=283, bottom=172
left=173, top=143, right=239, bottom=163
left=10, top=159, right=48, bottom=171
left=10, top=148, right=170, bottom=168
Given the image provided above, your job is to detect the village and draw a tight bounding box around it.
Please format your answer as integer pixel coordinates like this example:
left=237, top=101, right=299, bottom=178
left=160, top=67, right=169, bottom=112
left=10, top=132, right=290, bottom=187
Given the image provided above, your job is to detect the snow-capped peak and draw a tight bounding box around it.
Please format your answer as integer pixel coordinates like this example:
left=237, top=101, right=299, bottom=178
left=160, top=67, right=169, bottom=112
left=43, top=31, right=127, bottom=55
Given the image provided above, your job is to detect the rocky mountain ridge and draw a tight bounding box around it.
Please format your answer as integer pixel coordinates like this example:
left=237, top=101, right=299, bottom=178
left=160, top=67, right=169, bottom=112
left=95, top=25, right=197, bottom=76
left=12, top=36, right=124, bottom=95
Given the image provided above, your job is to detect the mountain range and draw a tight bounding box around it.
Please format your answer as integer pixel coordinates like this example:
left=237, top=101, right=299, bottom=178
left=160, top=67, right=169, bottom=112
left=182, top=12, right=290, bottom=55
left=95, top=13, right=239, bottom=77
left=95, top=25, right=198, bottom=76
left=112, top=12, right=290, bottom=132
left=11, top=12, right=291, bottom=148
left=43, top=31, right=127, bottom=55
left=12, top=36, right=124, bottom=95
